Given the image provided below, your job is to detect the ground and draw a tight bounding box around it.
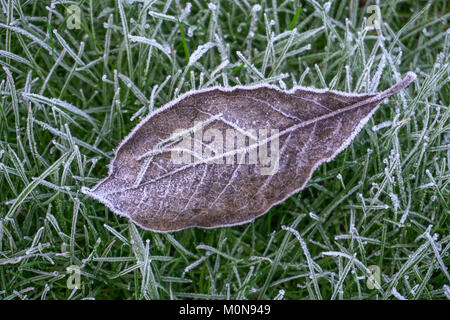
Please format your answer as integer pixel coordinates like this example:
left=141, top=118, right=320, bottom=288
left=0, top=0, right=448, bottom=300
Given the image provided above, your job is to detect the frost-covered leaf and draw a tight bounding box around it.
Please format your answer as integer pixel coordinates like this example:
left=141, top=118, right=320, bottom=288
left=82, top=72, right=416, bottom=232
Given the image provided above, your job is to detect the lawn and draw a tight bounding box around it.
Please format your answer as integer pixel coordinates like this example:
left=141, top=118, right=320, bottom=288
left=0, top=0, right=448, bottom=300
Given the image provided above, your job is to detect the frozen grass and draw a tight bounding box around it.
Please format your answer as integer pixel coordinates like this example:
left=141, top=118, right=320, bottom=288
left=0, top=0, right=448, bottom=300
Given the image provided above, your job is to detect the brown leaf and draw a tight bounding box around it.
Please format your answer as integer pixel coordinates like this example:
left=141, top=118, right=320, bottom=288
left=82, top=72, right=416, bottom=232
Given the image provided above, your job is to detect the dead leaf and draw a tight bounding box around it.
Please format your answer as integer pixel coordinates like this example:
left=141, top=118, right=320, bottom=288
left=82, top=72, right=416, bottom=232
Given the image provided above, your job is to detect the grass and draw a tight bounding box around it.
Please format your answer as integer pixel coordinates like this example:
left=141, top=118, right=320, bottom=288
left=0, top=0, right=448, bottom=300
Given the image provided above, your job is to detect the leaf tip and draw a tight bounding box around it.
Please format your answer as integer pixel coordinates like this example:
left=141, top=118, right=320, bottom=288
left=379, top=71, right=417, bottom=100
left=404, top=71, right=417, bottom=84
